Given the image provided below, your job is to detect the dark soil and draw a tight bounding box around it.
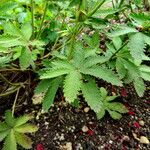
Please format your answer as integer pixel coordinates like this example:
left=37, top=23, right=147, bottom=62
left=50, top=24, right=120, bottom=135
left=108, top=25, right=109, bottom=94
left=0, top=82, right=150, bottom=150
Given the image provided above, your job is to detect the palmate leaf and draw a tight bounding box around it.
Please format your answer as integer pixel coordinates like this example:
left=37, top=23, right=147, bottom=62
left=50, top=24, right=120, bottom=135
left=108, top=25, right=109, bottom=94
left=107, top=26, right=138, bottom=37
left=133, top=78, right=145, bottom=97
left=82, top=79, right=102, bottom=112
left=81, top=65, right=122, bottom=86
left=15, top=132, right=32, bottom=149
left=63, top=71, right=82, bottom=103
left=42, top=78, right=62, bottom=111
left=128, top=32, right=145, bottom=65
left=3, top=130, right=17, bottom=150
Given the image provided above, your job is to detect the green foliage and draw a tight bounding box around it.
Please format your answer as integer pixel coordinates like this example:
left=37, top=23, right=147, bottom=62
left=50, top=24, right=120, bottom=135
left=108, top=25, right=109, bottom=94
left=0, top=110, right=38, bottom=150
left=96, top=87, right=128, bottom=119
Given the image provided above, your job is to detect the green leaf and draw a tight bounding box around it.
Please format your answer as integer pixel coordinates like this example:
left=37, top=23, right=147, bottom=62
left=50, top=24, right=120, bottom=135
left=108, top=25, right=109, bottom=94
left=82, top=79, right=102, bottom=112
left=96, top=107, right=105, bottom=119
left=3, top=130, right=17, bottom=150
left=83, top=55, right=109, bottom=68
left=34, top=79, right=51, bottom=94
left=0, top=2, right=17, bottom=14
left=107, top=26, right=137, bottom=37
left=108, top=110, right=122, bottom=120
left=14, top=124, right=38, bottom=133
left=0, top=130, right=10, bottom=142
left=21, top=22, right=32, bottom=41
left=99, top=87, right=108, bottom=99
left=40, top=68, right=71, bottom=79
left=42, top=78, right=61, bottom=111
left=19, top=47, right=34, bottom=70
left=106, top=96, right=118, bottom=101
left=128, top=32, right=145, bottom=65
left=15, top=132, right=32, bottom=149
left=14, top=115, right=32, bottom=127
left=116, top=58, right=127, bottom=79
left=5, top=110, right=14, bottom=127
left=81, top=66, right=122, bottom=86
left=133, top=78, right=145, bottom=97
left=64, top=71, right=82, bottom=103
left=112, top=37, right=122, bottom=49
left=107, top=103, right=128, bottom=113
left=0, top=122, right=9, bottom=132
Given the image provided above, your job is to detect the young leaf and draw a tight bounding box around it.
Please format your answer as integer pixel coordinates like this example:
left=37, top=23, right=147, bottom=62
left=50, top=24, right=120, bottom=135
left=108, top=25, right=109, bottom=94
left=3, top=130, right=17, bottom=150
left=0, top=122, right=9, bottom=132
left=15, top=132, right=32, bottom=149
left=108, top=110, right=122, bottom=119
left=42, top=78, right=61, bottom=111
left=82, top=79, right=103, bottom=112
left=64, top=71, right=82, bottom=103
left=96, top=107, right=105, bottom=119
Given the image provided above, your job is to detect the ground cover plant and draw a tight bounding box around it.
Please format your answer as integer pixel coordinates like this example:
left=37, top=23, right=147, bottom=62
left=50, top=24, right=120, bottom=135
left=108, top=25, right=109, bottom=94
left=0, top=0, right=150, bottom=149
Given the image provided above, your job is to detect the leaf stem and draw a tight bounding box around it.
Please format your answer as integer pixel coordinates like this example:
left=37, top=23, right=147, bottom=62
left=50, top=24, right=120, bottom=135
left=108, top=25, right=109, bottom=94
left=87, top=0, right=105, bottom=17
left=36, top=0, right=49, bottom=39
left=31, top=0, right=34, bottom=38
left=12, top=88, right=20, bottom=117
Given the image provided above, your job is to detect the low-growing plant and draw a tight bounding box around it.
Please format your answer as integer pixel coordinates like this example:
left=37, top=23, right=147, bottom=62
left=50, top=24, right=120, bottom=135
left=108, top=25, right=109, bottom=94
left=0, top=0, right=150, bottom=122
left=0, top=110, right=38, bottom=150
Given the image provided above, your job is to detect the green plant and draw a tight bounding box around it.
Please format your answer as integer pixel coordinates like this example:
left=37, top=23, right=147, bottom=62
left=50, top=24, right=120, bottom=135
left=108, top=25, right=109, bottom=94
left=94, top=87, right=128, bottom=119
left=0, top=110, right=38, bottom=150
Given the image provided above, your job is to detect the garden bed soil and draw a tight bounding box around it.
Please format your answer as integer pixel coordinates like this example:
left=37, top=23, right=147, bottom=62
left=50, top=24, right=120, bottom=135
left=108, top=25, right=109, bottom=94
left=0, top=83, right=150, bottom=150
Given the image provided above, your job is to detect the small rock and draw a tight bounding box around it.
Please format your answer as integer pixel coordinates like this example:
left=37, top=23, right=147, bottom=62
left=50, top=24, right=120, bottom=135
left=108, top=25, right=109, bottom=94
left=44, top=122, right=49, bottom=126
left=61, top=142, right=72, bottom=150
left=123, top=135, right=130, bottom=141
left=139, top=120, right=145, bottom=126
left=139, top=136, right=150, bottom=144
left=84, top=107, right=90, bottom=113
left=109, top=140, right=113, bottom=144
left=82, top=125, right=89, bottom=132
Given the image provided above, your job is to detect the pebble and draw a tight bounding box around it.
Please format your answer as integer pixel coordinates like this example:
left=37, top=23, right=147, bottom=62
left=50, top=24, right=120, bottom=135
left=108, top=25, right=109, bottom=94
left=84, top=107, right=90, bottom=113
left=109, top=140, right=113, bottom=144
left=139, top=136, right=150, bottom=144
left=123, top=135, right=130, bottom=141
left=139, top=120, right=145, bottom=126
left=82, top=125, right=89, bottom=132
left=61, top=142, right=72, bottom=150
left=44, top=122, right=49, bottom=126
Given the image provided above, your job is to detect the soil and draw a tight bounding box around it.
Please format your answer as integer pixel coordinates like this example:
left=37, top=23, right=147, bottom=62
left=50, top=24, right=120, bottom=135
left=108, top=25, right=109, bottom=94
left=0, top=80, right=150, bottom=150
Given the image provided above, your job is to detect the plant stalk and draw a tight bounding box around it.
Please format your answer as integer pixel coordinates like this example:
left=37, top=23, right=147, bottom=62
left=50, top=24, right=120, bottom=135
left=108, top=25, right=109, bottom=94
left=36, top=0, right=49, bottom=39
left=87, top=0, right=105, bottom=17
left=31, top=0, right=34, bottom=38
